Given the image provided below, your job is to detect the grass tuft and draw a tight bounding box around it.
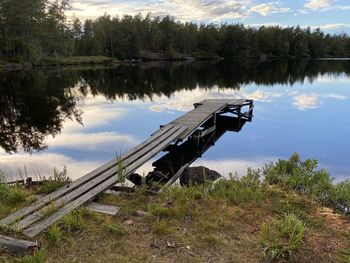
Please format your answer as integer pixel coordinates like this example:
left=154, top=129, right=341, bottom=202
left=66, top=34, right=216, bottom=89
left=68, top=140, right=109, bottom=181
left=104, top=220, right=128, bottom=236
left=260, top=213, right=305, bottom=260
left=62, top=209, right=86, bottom=232
left=47, top=224, right=62, bottom=245
left=16, top=250, right=45, bottom=263
left=37, top=167, right=71, bottom=194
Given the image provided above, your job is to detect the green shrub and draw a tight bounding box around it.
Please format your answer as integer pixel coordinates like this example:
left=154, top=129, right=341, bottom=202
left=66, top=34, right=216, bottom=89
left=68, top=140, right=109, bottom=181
left=0, top=181, right=26, bottom=206
left=37, top=167, right=71, bottom=194
left=332, top=180, right=350, bottom=214
left=260, top=213, right=305, bottom=260
left=210, top=170, right=264, bottom=204
left=264, top=153, right=334, bottom=203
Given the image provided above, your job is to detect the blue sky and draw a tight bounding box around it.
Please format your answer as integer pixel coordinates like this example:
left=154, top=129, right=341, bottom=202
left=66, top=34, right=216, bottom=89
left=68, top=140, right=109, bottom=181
left=69, top=0, right=350, bottom=34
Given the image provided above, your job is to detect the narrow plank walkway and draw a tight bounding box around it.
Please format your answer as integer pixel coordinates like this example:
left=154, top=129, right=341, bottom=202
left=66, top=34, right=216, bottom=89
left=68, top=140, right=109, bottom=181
left=0, top=99, right=251, bottom=238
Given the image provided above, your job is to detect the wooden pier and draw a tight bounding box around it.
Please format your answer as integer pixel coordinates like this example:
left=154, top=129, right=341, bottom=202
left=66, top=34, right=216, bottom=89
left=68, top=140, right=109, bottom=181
left=0, top=99, right=253, bottom=238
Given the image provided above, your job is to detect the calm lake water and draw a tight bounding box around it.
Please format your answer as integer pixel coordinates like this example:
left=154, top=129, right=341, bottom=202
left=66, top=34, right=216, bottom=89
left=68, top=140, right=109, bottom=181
left=0, top=60, right=349, bottom=182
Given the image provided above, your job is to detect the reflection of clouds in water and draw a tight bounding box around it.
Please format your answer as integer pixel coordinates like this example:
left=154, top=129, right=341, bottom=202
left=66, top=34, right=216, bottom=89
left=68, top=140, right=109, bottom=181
left=0, top=151, right=103, bottom=181
left=292, top=93, right=348, bottom=111
left=135, top=157, right=278, bottom=178
left=293, top=94, right=321, bottom=111
left=47, top=91, right=139, bottom=151
left=148, top=86, right=283, bottom=112
left=46, top=132, right=138, bottom=151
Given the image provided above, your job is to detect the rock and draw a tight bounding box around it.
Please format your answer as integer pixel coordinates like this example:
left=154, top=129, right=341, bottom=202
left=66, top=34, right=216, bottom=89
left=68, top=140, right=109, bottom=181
left=146, top=170, right=167, bottom=184
left=128, top=173, right=143, bottom=186
left=180, top=166, right=222, bottom=186
left=134, top=210, right=151, bottom=217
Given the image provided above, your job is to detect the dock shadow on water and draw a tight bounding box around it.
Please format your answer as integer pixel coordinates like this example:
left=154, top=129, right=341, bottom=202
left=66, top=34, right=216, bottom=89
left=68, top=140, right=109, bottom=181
left=0, top=59, right=350, bottom=181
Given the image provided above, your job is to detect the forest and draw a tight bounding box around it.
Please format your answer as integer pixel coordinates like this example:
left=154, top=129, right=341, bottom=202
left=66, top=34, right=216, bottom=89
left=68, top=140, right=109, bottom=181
left=1, top=0, right=350, bottom=63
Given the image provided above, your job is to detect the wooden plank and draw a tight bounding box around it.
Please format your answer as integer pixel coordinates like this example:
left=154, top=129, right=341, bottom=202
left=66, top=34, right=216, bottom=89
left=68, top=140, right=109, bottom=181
left=23, top=127, right=187, bottom=237
left=15, top=125, right=181, bottom=230
left=85, top=202, right=120, bottom=216
left=0, top=235, right=40, bottom=255
left=0, top=125, right=175, bottom=227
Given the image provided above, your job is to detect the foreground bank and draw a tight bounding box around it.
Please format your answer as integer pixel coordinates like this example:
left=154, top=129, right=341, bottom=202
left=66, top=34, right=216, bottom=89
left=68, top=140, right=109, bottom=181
left=0, top=154, right=349, bottom=262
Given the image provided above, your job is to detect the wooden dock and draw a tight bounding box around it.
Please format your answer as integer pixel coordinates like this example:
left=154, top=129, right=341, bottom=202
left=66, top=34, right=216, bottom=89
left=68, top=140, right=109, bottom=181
left=0, top=99, right=253, bottom=238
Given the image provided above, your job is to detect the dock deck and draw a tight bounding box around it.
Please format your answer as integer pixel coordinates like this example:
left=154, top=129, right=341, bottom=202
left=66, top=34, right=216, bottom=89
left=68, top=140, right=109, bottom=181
left=0, top=99, right=253, bottom=238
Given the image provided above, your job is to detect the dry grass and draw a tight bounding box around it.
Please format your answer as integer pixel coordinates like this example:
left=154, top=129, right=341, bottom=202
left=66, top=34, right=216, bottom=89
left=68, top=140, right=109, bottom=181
left=0, top=182, right=349, bottom=263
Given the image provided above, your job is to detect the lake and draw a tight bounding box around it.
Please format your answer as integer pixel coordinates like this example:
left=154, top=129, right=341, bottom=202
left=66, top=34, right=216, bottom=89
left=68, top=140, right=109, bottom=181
left=0, top=59, right=349, bottom=182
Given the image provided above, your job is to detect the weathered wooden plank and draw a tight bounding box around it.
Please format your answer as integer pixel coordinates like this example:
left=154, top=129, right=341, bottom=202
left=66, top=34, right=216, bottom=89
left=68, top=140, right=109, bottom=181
left=85, top=202, right=120, bottom=216
left=0, top=125, right=175, bottom=227
left=15, top=126, right=181, bottom=230
left=0, top=235, right=40, bottom=255
left=23, top=127, right=187, bottom=237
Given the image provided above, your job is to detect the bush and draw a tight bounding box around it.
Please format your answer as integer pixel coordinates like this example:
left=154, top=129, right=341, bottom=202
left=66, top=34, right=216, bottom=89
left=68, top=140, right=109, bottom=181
left=210, top=169, right=264, bottom=204
left=260, top=213, right=305, bottom=260
left=331, top=180, right=350, bottom=214
left=37, top=167, right=71, bottom=194
left=264, top=153, right=334, bottom=203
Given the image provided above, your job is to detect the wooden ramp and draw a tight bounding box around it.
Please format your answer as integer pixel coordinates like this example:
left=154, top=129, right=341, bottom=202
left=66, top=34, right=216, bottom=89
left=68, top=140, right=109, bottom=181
left=0, top=99, right=253, bottom=238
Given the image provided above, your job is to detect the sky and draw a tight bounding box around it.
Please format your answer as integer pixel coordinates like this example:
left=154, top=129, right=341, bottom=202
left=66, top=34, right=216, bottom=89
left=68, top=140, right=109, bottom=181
left=68, top=0, right=350, bottom=34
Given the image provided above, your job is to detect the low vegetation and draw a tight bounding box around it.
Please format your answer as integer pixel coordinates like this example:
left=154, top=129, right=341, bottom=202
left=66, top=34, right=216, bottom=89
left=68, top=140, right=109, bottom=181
left=37, top=167, right=71, bottom=194
left=260, top=213, right=305, bottom=260
left=0, top=154, right=349, bottom=262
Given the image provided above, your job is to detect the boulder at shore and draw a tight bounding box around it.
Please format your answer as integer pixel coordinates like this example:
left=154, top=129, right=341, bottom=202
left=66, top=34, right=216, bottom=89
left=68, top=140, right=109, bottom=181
left=180, top=166, right=222, bottom=186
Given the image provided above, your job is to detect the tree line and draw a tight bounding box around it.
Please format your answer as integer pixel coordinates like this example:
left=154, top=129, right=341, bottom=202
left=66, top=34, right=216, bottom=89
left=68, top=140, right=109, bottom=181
left=1, top=0, right=350, bottom=62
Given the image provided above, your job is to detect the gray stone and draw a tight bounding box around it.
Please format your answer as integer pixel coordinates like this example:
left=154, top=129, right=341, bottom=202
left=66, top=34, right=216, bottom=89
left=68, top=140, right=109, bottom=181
left=180, top=166, right=222, bottom=186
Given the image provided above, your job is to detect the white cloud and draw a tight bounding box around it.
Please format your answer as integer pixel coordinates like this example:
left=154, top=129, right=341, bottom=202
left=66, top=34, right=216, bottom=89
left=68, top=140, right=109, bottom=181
left=316, top=23, right=350, bottom=31
left=304, top=0, right=332, bottom=10
left=68, top=0, right=291, bottom=21
left=250, top=3, right=290, bottom=16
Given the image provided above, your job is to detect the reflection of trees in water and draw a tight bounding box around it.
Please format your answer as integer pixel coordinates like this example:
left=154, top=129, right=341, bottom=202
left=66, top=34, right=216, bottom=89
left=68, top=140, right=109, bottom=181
left=0, top=60, right=349, bottom=153
left=0, top=70, right=82, bottom=153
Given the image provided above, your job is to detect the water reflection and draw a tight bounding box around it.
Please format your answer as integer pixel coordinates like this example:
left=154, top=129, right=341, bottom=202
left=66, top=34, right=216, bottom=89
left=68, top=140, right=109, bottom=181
left=0, top=59, right=349, bottom=180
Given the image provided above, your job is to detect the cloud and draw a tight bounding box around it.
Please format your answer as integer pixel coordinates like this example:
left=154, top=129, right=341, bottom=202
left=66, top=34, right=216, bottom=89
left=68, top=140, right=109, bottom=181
left=249, top=3, right=290, bottom=16
left=304, top=0, right=332, bottom=11
left=69, top=0, right=290, bottom=21
left=316, top=23, right=350, bottom=31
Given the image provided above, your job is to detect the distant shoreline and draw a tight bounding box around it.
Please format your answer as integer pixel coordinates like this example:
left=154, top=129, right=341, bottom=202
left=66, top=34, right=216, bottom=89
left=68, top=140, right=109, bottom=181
left=1, top=55, right=350, bottom=72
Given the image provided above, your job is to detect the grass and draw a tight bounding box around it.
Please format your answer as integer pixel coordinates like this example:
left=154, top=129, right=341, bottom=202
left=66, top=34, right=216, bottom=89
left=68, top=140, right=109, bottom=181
left=15, top=250, right=45, bottom=263
left=47, top=225, right=62, bottom=245
left=62, top=209, right=86, bottom=232
left=103, top=220, right=128, bottom=236
left=260, top=213, right=305, bottom=261
left=0, top=154, right=349, bottom=262
left=37, top=167, right=71, bottom=194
